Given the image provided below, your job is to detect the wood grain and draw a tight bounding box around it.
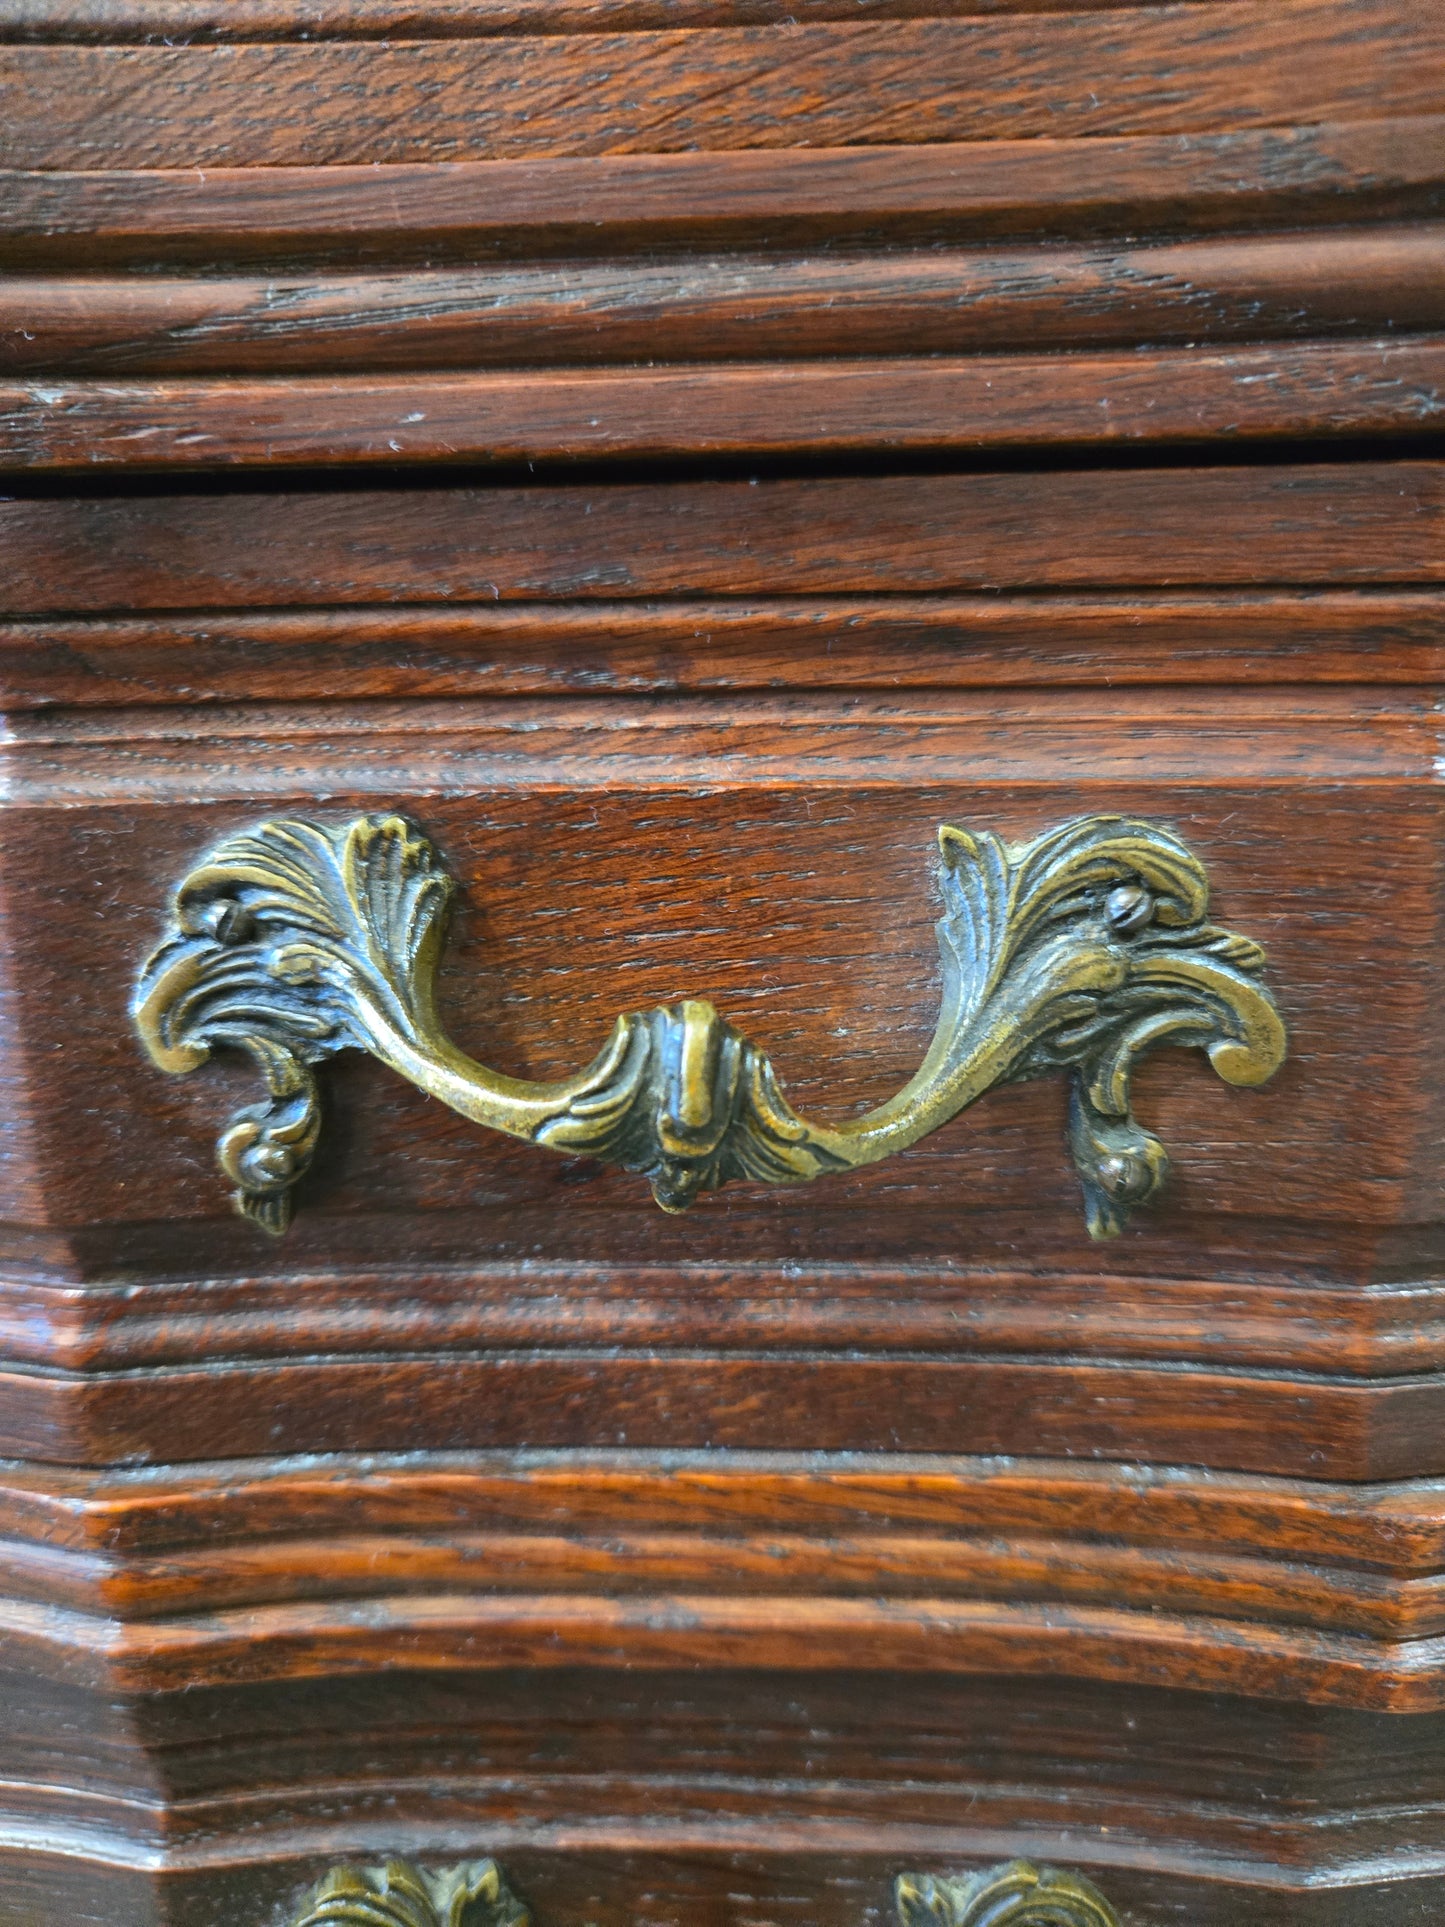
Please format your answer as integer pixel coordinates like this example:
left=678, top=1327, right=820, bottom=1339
left=5, top=464, right=1444, bottom=614
left=2, top=1, right=1439, bottom=168
left=2, top=697, right=1436, bottom=1198
left=0, top=0, right=1270, bottom=41
left=3, top=1666, right=1445, bottom=1926
left=9, top=1351, right=1445, bottom=1479
left=3, top=593, right=1444, bottom=710
left=4, top=0, right=1445, bottom=1920
left=10, top=1256, right=1445, bottom=1378
left=15, top=1585, right=1445, bottom=1709
left=7, top=121, right=1440, bottom=270
left=0, top=1843, right=1436, bottom=1927
left=10, top=1450, right=1445, bottom=1562
left=0, top=692, right=1440, bottom=1470
left=10, top=226, right=1443, bottom=375
left=7, top=338, right=1444, bottom=468
left=6, top=1452, right=1445, bottom=1634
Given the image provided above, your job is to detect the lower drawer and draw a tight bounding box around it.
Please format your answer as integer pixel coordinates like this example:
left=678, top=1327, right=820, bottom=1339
left=2, top=1662, right=1443, bottom=1927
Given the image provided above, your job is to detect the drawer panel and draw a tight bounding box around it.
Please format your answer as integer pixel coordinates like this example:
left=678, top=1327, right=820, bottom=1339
left=0, top=688, right=1439, bottom=1471
left=7, top=691, right=1435, bottom=1234
left=1, top=1663, right=1444, bottom=1926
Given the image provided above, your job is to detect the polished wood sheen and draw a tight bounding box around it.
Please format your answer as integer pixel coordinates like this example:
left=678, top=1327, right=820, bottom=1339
left=0, top=1, right=1443, bottom=1921
left=8, top=228, right=1442, bottom=375
left=7, top=121, right=1443, bottom=265
left=11, top=340, right=1445, bottom=467
left=4, top=2, right=1440, bottom=170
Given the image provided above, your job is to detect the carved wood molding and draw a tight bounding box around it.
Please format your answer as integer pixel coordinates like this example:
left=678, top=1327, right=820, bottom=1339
left=135, top=810, right=1284, bottom=1238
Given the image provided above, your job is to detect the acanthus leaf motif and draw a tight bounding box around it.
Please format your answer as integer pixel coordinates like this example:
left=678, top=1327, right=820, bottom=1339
left=895, top=1859, right=1122, bottom=1927
left=289, top=1858, right=530, bottom=1927
left=135, top=814, right=454, bottom=1226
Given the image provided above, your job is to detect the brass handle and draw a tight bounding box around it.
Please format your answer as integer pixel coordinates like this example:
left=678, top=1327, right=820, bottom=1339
left=897, top=1864, right=1121, bottom=1927
left=134, top=811, right=1285, bottom=1238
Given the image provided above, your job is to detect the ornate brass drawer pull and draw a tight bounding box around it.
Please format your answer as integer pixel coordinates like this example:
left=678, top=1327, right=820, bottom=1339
left=291, top=1861, right=527, bottom=1927
left=897, top=1863, right=1121, bottom=1927
left=135, top=811, right=1285, bottom=1238
left=284, top=1857, right=1121, bottom=1927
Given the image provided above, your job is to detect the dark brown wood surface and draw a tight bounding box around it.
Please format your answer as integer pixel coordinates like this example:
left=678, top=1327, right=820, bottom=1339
left=2, top=1663, right=1444, bottom=1925
left=10, top=1250, right=1445, bottom=1376
left=0, top=686, right=1441, bottom=1470
left=7, top=464, right=1445, bottom=614
left=8, top=228, right=1443, bottom=376
left=2, top=691, right=1436, bottom=1223
left=0, top=0, right=1294, bottom=39
left=8, top=121, right=1442, bottom=269
left=9, top=339, right=1445, bottom=467
left=4, top=594, right=1445, bottom=710
left=4, top=1, right=1439, bottom=169
left=8, top=1452, right=1445, bottom=1698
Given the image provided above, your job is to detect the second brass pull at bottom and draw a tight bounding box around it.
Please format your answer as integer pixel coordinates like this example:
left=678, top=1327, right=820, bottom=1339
left=286, top=1858, right=1121, bottom=1927
left=134, top=812, right=1286, bottom=1237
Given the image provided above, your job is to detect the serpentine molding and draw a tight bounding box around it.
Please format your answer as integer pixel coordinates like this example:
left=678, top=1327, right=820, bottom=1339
left=135, top=810, right=1285, bottom=1236
left=283, top=1858, right=1121, bottom=1927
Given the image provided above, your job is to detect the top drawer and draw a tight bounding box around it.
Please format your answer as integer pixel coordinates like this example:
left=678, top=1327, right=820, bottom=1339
left=0, top=465, right=1442, bottom=1475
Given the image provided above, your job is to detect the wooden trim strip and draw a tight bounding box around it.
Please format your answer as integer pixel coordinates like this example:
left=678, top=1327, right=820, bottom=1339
left=0, top=1783, right=1433, bottom=1896
left=6, top=1585, right=1445, bottom=1708
left=3, top=593, right=1441, bottom=708
left=3, top=1448, right=1441, bottom=1566
left=2, top=1527, right=1441, bottom=1638
left=2, top=5, right=1440, bottom=171
left=5, top=121, right=1440, bottom=269
left=5, top=1262, right=1445, bottom=1380
left=0, top=0, right=1265, bottom=45
left=1, top=1353, right=1441, bottom=1480
left=7, top=228, right=1443, bottom=376
left=3, top=339, right=1445, bottom=470
left=3, top=466, right=1442, bottom=612
left=5, top=699, right=1436, bottom=802
left=6, top=1452, right=1445, bottom=1635
left=13, top=1452, right=1445, bottom=1713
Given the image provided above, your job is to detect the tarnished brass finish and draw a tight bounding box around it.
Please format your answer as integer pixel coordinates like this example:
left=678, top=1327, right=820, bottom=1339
left=283, top=1849, right=1117, bottom=1927
left=135, top=811, right=1285, bottom=1237
left=282, top=1857, right=1121, bottom=1927
left=896, top=1861, right=1122, bottom=1927
left=288, top=1860, right=529, bottom=1927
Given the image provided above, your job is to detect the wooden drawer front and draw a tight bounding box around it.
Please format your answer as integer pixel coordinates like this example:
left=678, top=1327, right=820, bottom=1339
left=5, top=689, right=1432, bottom=1240
left=0, top=465, right=1441, bottom=1474
left=1, top=679, right=1440, bottom=1472
left=3, top=1660, right=1445, bottom=1927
